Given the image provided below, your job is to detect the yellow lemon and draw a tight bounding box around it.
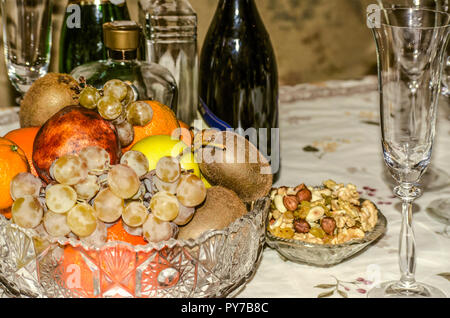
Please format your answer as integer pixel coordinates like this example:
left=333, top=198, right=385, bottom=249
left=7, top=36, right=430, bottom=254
left=131, top=135, right=201, bottom=177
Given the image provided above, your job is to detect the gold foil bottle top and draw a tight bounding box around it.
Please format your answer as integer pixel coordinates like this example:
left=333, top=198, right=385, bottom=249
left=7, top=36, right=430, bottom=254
left=103, top=21, right=140, bottom=51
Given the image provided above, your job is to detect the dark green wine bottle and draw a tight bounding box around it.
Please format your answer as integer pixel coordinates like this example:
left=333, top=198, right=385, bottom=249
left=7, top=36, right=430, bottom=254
left=199, top=0, right=280, bottom=178
left=59, top=0, right=130, bottom=74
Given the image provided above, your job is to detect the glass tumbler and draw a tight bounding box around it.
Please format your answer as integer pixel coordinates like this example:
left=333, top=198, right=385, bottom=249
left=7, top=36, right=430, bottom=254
left=1, top=0, right=53, bottom=98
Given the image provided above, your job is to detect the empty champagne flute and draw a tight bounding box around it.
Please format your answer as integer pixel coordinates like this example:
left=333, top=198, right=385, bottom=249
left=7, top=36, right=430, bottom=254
left=370, top=8, right=449, bottom=297
left=1, top=0, right=53, bottom=100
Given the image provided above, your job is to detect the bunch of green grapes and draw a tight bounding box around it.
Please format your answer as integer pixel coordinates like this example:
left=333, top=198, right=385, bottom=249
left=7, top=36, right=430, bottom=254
left=8, top=147, right=207, bottom=246
left=78, top=79, right=154, bottom=148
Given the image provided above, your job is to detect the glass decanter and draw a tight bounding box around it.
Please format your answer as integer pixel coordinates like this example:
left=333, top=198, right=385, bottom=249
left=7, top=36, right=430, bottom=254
left=71, top=20, right=178, bottom=112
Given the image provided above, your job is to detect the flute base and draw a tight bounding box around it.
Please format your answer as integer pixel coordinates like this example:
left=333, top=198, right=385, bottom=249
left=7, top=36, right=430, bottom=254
left=367, top=280, right=447, bottom=298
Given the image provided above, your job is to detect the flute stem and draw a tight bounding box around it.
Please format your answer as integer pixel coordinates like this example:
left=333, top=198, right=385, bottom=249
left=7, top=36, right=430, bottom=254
left=394, top=184, right=421, bottom=290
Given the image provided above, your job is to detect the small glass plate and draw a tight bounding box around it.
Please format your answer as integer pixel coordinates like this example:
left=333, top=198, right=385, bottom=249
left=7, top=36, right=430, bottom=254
left=265, top=200, right=387, bottom=267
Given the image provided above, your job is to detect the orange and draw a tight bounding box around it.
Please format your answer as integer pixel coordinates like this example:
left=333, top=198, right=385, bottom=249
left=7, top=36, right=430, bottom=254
left=4, top=127, right=40, bottom=177
left=1, top=207, right=11, bottom=219
left=107, top=220, right=147, bottom=246
left=61, top=246, right=95, bottom=297
left=0, top=138, right=30, bottom=209
left=123, top=101, right=180, bottom=152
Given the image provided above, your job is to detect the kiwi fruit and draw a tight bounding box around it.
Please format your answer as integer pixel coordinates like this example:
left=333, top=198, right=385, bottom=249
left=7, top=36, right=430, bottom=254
left=194, top=130, right=273, bottom=203
left=20, top=73, right=80, bottom=127
left=178, top=186, right=247, bottom=240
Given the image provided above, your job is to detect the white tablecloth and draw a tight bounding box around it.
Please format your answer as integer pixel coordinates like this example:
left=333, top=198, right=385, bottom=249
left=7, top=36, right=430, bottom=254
left=0, top=76, right=449, bottom=298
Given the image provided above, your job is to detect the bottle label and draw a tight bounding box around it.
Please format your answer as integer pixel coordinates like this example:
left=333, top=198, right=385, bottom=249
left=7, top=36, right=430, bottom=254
left=198, top=98, right=232, bottom=131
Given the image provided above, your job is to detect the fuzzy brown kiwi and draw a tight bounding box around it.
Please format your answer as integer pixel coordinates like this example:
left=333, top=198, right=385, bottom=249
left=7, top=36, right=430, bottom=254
left=194, top=130, right=273, bottom=203
left=19, top=73, right=80, bottom=128
left=177, top=186, right=247, bottom=240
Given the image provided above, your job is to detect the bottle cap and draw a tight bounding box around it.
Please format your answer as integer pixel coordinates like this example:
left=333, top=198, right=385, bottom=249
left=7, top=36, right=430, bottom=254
left=103, top=21, right=140, bottom=51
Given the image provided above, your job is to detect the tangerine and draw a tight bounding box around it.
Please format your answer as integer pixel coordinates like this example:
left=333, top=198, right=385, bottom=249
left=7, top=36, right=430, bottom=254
left=1, top=207, right=11, bottom=219
left=4, top=127, right=40, bottom=176
left=107, top=220, right=148, bottom=246
left=0, top=138, right=30, bottom=209
left=123, top=101, right=180, bottom=152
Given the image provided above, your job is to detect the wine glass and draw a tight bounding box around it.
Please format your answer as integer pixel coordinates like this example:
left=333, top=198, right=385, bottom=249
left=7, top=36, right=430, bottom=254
left=369, top=8, right=449, bottom=298
left=1, top=0, right=53, bottom=101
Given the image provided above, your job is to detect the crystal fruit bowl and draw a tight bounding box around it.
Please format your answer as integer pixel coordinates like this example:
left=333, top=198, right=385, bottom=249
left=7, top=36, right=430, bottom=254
left=0, top=197, right=270, bottom=298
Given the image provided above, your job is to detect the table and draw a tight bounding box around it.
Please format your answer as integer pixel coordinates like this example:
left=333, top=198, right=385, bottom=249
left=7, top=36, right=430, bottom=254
left=0, top=76, right=449, bottom=298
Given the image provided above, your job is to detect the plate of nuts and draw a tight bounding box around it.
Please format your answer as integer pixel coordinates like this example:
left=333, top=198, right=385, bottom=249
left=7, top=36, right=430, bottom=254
left=265, top=180, right=387, bottom=266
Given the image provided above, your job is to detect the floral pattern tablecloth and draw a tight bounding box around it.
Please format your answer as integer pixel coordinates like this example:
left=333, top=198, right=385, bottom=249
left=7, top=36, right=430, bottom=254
left=0, top=76, right=449, bottom=298
left=237, top=76, right=450, bottom=298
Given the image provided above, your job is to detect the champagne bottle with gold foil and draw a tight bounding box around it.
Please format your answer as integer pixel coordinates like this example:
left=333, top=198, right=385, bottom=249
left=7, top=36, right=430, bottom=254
left=59, top=0, right=130, bottom=73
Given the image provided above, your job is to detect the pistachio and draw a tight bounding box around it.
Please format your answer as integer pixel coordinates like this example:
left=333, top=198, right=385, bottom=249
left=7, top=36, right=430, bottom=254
left=274, top=194, right=287, bottom=213
left=283, top=195, right=298, bottom=211
left=306, top=205, right=325, bottom=223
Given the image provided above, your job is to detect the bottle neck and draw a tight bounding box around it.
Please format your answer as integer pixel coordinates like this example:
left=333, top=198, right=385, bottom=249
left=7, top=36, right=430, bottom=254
left=218, top=0, right=256, bottom=11
left=214, top=0, right=262, bottom=32
left=108, top=49, right=137, bottom=61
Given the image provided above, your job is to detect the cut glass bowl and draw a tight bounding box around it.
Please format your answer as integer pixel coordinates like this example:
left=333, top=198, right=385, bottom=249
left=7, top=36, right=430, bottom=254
left=0, top=197, right=270, bottom=298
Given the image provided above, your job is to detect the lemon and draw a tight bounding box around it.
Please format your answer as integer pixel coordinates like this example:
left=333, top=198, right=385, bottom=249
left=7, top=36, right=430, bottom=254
left=200, top=174, right=212, bottom=189
left=131, top=135, right=201, bottom=177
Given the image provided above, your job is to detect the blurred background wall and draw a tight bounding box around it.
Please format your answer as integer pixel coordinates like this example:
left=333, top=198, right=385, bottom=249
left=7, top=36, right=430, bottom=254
left=0, top=0, right=377, bottom=106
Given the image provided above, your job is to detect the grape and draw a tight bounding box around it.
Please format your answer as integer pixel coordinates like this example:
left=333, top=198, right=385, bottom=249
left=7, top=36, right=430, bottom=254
left=45, top=184, right=78, bottom=213
left=11, top=195, right=43, bottom=229
left=43, top=211, right=71, bottom=237
left=123, top=222, right=143, bottom=236
left=130, top=183, right=145, bottom=201
left=126, top=101, right=154, bottom=126
left=150, top=191, right=179, bottom=222
left=173, top=203, right=195, bottom=226
left=107, top=164, right=140, bottom=199
left=51, top=154, right=88, bottom=185
left=170, top=222, right=179, bottom=239
left=142, top=214, right=173, bottom=243
left=10, top=172, right=42, bottom=200
left=122, top=84, right=136, bottom=106
left=115, top=120, right=135, bottom=148
left=79, top=86, right=100, bottom=110
left=97, top=94, right=123, bottom=120
left=156, top=156, right=181, bottom=183
left=122, top=201, right=149, bottom=227
left=120, top=151, right=149, bottom=178
left=81, top=220, right=107, bottom=248
left=74, top=175, right=100, bottom=201
left=93, top=188, right=124, bottom=223
left=176, top=174, right=207, bottom=207
left=103, top=79, right=129, bottom=101
left=153, top=176, right=178, bottom=194
left=78, top=146, right=110, bottom=173
left=67, top=203, right=97, bottom=237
